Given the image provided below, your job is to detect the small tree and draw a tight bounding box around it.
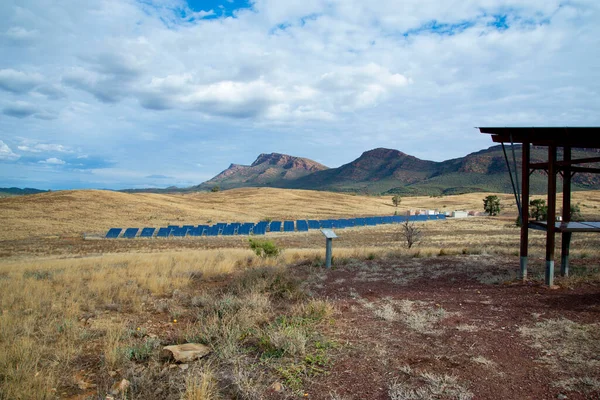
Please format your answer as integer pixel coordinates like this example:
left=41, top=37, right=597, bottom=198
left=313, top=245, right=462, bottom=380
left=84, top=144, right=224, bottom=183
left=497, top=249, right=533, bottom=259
left=569, top=203, right=584, bottom=222
left=397, top=220, right=422, bottom=249
left=483, top=195, right=501, bottom=216
left=211, top=186, right=220, bottom=192
left=529, top=199, right=547, bottom=221
left=392, top=195, right=401, bottom=208
left=249, top=238, right=281, bottom=258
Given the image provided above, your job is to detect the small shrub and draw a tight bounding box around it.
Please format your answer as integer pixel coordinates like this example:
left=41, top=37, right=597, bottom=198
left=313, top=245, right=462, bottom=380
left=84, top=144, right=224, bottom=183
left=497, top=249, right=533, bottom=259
left=123, top=338, right=160, bottom=362
left=249, top=238, right=281, bottom=258
left=23, top=270, right=53, bottom=280
left=396, top=220, right=423, bottom=249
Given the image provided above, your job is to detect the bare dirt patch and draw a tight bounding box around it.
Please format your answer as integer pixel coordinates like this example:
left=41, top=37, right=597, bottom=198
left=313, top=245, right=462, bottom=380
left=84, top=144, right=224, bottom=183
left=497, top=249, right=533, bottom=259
left=299, top=255, right=600, bottom=400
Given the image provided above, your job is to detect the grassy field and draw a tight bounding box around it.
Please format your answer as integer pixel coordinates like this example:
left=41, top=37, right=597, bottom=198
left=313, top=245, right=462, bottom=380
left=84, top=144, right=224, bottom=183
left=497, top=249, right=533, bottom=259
left=1, top=188, right=599, bottom=399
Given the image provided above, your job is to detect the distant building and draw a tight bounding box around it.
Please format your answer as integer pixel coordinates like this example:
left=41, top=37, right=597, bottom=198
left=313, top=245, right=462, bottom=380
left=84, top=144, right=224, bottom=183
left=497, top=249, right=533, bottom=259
left=451, top=211, right=469, bottom=218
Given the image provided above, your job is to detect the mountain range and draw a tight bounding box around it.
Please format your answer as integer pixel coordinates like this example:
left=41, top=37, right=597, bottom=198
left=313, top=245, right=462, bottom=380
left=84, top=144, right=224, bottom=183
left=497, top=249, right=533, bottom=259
left=194, top=145, right=600, bottom=195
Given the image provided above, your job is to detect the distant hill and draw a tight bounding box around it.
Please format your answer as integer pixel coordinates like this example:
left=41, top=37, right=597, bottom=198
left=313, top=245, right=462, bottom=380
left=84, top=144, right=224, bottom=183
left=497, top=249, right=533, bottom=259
left=0, top=187, right=47, bottom=197
left=197, top=145, right=600, bottom=195
left=192, top=153, right=328, bottom=191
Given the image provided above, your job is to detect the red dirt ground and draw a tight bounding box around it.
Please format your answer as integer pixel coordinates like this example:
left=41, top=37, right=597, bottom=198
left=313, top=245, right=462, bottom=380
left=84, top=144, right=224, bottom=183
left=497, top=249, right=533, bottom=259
left=298, top=255, right=600, bottom=400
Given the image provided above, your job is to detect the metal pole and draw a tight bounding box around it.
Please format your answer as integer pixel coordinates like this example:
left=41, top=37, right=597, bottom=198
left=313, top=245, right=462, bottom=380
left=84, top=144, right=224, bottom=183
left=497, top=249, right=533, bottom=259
left=520, top=143, right=530, bottom=280
left=325, top=238, right=332, bottom=269
left=546, top=145, right=557, bottom=286
left=561, top=146, right=572, bottom=277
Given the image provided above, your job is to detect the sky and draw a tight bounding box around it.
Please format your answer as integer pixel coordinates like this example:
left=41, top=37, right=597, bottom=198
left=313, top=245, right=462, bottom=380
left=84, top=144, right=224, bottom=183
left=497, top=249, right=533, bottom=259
left=0, top=0, right=599, bottom=190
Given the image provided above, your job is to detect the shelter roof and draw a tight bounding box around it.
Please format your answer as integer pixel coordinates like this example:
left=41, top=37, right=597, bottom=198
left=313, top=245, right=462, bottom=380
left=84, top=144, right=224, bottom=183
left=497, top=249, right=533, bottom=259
left=478, top=127, right=600, bottom=148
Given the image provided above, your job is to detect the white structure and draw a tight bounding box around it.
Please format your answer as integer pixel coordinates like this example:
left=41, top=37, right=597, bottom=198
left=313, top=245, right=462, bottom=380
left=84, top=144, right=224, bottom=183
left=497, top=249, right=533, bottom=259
left=451, top=211, right=469, bottom=218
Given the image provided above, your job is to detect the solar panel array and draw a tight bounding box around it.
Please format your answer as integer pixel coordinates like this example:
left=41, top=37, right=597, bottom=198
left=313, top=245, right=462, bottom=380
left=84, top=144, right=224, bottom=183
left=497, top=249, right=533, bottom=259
left=104, top=214, right=446, bottom=239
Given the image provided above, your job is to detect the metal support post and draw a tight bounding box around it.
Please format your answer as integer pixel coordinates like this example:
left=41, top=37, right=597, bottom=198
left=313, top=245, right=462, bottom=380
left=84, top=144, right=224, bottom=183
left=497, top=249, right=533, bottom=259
left=325, top=238, right=332, bottom=269
left=546, top=145, right=557, bottom=286
left=520, top=143, right=530, bottom=280
left=561, top=147, right=572, bottom=277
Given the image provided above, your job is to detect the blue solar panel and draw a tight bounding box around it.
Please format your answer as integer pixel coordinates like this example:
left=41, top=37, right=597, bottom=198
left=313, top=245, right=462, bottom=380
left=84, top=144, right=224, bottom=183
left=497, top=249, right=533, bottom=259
left=253, top=222, right=268, bottom=235
left=354, top=218, right=365, bottom=226
left=283, top=221, right=294, bottom=232
left=123, top=228, right=139, bottom=239
left=140, top=227, right=155, bottom=238
left=296, top=220, right=309, bottom=232
left=222, top=225, right=235, bottom=236
left=225, top=223, right=240, bottom=235
left=169, top=227, right=181, bottom=237
left=207, top=225, right=220, bottom=236
left=320, top=220, right=333, bottom=228
left=238, top=223, right=254, bottom=235
left=156, top=227, right=170, bottom=237
left=194, top=225, right=208, bottom=236
left=269, top=221, right=282, bottom=232
left=105, top=228, right=122, bottom=239
left=366, top=217, right=377, bottom=226
left=307, top=220, right=320, bottom=229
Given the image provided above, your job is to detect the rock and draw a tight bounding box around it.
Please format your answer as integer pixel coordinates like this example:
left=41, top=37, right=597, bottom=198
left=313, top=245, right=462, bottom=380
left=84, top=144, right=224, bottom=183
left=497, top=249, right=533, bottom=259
left=162, top=343, right=211, bottom=363
left=270, top=382, right=284, bottom=392
left=108, top=371, right=117, bottom=378
left=557, top=394, right=568, bottom=400
left=179, top=364, right=189, bottom=371
left=110, top=379, right=130, bottom=395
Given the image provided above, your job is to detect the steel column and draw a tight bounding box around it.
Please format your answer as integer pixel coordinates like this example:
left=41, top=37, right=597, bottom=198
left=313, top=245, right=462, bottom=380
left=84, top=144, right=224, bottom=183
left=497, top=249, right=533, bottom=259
left=561, top=147, right=572, bottom=277
left=520, top=143, right=530, bottom=280
left=545, top=145, right=557, bottom=286
left=325, top=238, right=333, bottom=269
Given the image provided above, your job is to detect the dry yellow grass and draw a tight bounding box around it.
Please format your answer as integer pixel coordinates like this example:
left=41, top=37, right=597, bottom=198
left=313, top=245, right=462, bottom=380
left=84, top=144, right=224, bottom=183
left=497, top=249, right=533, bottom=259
left=2, top=188, right=600, bottom=241
left=1, top=188, right=599, bottom=398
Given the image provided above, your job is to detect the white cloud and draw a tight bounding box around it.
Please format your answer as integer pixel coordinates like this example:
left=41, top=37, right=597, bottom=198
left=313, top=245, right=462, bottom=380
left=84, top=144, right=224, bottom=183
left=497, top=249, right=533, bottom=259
left=2, top=101, right=39, bottom=118
left=18, top=143, right=72, bottom=153
left=0, top=140, right=19, bottom=161
left=4, top=26, right=38, bottom=43
left=0, top=0, right=599, bottom=189
left=0, top=69, right=43, bottom=94
left=39, top=157, right=66, bottom=165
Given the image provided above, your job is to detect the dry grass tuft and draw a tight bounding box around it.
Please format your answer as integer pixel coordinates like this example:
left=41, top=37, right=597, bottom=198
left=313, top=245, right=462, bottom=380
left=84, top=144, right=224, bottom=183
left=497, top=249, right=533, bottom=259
left=389, top=365, right=473, bottom=400
left=183, top=363, right=220, bottom=400
left=519, top=318, right=600, bottom=394
left=398, top=300, right=448, bottom=334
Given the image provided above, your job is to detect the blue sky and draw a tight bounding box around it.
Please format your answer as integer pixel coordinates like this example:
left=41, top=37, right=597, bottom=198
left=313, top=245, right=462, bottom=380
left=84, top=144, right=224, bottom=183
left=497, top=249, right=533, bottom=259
left=0, top=0, right=599, bottom=190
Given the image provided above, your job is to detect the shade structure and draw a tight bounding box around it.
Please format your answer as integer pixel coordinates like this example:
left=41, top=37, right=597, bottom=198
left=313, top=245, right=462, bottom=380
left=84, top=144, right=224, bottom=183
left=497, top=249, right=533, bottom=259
left=479, top=127, right=600, bottom=286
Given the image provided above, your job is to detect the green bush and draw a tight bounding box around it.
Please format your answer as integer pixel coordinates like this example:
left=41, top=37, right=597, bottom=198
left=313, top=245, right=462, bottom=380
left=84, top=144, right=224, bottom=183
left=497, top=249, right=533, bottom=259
left=249, top=239, right=281, bottom=258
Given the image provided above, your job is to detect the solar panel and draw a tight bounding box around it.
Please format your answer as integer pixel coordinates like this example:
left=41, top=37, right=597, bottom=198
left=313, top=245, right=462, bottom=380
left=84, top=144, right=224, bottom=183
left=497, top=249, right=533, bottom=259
left=238, top=223, right=254, bottom=235
left=105, top=228, right=122, bottom=239
left=253, top=222, right=268, bottom=235
left=319, top=219, right=333, bottom=229
left=123, top=228, right=139, bottom=239
left=171, top=227, right=187, bottom=237
left=283, top=221, right=294, bottom=232
left=207, top=225, right=221, bottom=236
left=296, top=220, right=309, bottom=232
left=269, top=221, right=282, bottom=232
left=366, top=217, right=376, bottom=226
left=156, top=227, right=170, bottom=237
left=195, top=225, right=209, bottom=236
left=355, top=218, right=366, bottom=226
left=140, top=227, right=155, bottom=238
left=308, top=220, right=320, bottom=229
left=222, top=225, right=235, bottom=236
